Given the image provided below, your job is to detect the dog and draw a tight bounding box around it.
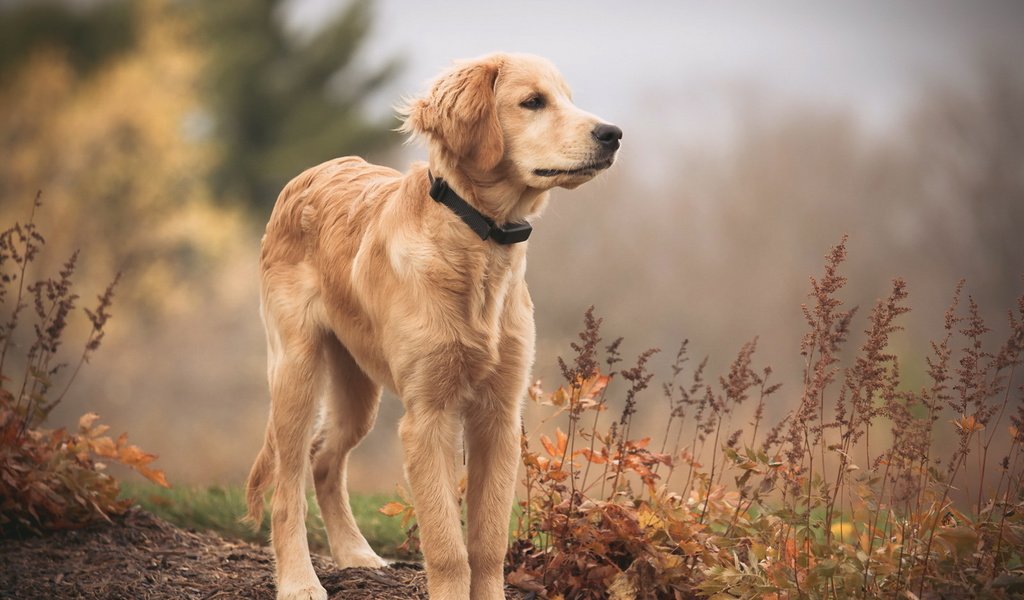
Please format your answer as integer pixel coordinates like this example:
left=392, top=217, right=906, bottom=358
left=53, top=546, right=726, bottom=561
left=245, top=52, right=621, bottom=600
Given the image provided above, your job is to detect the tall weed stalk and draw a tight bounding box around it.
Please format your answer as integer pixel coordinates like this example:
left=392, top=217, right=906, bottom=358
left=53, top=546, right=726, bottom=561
left=0, top=194, right=168, bottom=534
left=505, top=238, right=1024, bottom=599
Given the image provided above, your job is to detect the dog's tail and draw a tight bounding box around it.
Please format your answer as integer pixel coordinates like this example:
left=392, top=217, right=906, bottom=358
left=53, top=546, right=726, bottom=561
left=243, top=425, right=276, bottom=529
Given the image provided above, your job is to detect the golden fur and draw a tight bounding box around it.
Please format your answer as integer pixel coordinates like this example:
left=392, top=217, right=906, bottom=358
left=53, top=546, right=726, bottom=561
left=245, top=52, right=620, bottom=600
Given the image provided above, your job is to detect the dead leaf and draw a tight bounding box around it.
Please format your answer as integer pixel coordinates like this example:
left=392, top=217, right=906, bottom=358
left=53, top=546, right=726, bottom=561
left=578, top=373, right=610, bottom=402
left=138, top=466, right=170, bottom=488
left=550, top=386, right=570, bottom=407
left=507, top=567, right=545, bottom=593
left=78, top=412, right=101, bottom=431
left=89, top=436, right=117, bottom=458
left=952, top=414, right=984, bottom=434
left=379, top=502, right=406, bottom=517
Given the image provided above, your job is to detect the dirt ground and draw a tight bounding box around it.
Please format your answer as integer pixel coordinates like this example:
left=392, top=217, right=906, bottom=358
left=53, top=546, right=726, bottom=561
left=0, top=508, right=529, bottom=599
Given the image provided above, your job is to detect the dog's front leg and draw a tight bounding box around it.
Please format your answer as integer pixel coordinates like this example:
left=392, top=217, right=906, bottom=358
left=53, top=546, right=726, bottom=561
left=399, top=398, right=470, bottom=599
left=465, top=390, right=521, bottom=600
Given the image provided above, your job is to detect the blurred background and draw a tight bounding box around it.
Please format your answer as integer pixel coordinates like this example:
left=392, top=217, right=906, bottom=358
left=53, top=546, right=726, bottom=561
left=1, top=0, right=1021, bottom=491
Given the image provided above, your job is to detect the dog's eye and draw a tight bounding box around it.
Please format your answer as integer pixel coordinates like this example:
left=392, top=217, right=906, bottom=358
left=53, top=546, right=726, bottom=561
left=519, top=95, right=546, bottom=110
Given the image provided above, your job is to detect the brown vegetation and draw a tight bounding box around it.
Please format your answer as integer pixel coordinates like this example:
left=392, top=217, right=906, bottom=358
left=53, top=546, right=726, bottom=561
left=0, top=196, right=167, bottom=534
left=501, top=238, right=1023, bottom=598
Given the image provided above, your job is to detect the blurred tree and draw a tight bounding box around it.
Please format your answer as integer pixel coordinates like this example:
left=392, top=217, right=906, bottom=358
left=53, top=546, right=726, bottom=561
left=0, top=0, right=247, bottom=317
left=0, top=0, right=403, bottom=482
left=905, top=60, right=1024, bottom=305
left=0, top=0, right=137, bottom=80
left=0, top=0, right=273, bottom=480
left=195, top=0, right=402, bottom=213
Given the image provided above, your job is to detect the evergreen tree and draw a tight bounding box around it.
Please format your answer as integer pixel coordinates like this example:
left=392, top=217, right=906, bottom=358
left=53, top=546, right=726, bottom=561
left=0, top=0, right=137, bottom=80
left=196, top=0, right=402, bottom=212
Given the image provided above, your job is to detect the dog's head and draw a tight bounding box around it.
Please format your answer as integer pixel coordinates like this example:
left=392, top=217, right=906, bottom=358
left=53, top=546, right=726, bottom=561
left=400, top=53, right=621, bottom=192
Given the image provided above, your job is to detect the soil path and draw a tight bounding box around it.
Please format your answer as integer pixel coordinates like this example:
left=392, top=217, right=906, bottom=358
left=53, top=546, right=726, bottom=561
left=0, top=509, right=528, bottom=599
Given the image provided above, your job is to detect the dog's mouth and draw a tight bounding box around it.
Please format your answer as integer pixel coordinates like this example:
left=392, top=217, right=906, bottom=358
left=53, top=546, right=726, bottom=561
left=533, top=158, right=614, bottom=177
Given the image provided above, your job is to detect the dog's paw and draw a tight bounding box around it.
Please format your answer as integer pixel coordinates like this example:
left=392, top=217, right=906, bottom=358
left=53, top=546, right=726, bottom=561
left=277, top=581, right=328, bottom=600
left=337, top=548, right=388, bottom=569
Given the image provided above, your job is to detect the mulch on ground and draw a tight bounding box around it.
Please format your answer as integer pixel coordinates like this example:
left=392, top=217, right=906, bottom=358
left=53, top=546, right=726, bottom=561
left=0, top=508, right=528, bottom=599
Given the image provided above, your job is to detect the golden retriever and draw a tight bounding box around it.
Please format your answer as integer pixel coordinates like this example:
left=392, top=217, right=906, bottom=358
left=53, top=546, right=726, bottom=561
left=245, top=52, right=621, bottom=600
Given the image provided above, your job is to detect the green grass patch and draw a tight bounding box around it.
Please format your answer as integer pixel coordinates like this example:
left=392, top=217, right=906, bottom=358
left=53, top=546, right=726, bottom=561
left=120, top=482, right=409, bottom=558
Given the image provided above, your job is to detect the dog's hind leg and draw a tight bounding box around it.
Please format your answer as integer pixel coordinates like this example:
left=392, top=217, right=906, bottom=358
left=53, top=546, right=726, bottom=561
left=312, top=334, right=386, bottom=568
left=264, top=305, right=328, bottom=600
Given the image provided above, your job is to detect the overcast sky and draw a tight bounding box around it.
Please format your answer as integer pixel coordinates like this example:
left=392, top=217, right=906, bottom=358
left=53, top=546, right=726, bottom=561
left=288, top=0, right=1024, bottom=146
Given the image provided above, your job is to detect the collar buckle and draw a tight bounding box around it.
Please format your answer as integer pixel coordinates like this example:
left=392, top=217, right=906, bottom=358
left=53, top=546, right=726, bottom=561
left=489, top=221, right=532, bottom=244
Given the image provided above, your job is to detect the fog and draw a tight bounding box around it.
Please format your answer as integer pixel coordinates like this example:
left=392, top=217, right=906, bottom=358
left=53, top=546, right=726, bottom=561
left=3, top=0, right=1022, bottom=491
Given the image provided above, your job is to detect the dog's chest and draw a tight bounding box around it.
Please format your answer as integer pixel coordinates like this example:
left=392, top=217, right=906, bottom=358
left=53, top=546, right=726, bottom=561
left=335, top=229, right=528, bottom=385
left=385, top=227, right=522, bottom=312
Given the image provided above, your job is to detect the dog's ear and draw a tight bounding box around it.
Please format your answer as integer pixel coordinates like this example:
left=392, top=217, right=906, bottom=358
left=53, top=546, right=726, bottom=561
left=399, top=56, right=504, bottom=171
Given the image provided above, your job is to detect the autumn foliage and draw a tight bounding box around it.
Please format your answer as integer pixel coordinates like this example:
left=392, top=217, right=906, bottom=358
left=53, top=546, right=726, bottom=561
left=503, top=238, right=1024, bottom=598
left=0, top=196, right=168, bottom=534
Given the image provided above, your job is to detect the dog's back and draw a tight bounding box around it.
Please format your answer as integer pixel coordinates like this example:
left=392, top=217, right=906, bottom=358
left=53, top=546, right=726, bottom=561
left=260, top=156, right=400, bottom=272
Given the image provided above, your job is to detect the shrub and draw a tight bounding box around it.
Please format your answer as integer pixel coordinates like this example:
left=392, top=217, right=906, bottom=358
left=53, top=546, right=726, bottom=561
left=0, top=194, right=168, bottom=535
left=507, top=238, right=1024, bottom=599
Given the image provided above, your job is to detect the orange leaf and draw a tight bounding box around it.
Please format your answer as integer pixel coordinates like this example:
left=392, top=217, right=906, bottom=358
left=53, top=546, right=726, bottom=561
left=547, top=470, right=568, bottom=482
left=379, top=501, right=406, bottom=517
left=540, top=434, right=558, bottom=457
left=119, top=444, right=156, bottom=467
left=578, top=373, right=610, bottom=401
left=138, top=466, right=170, bottom=488
left=90, top=436, right=117, bottom=458
left=555, top=427, right=568, bottom=455
left=577, top=448, right=606, bottom=464
left=952, top=414, right=984, bottom=434
left=549, top=386, right=570, bottom=407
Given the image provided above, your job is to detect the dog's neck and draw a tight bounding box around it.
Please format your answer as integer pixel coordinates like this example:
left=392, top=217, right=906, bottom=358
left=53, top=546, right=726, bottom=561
left=428, top=153, right=549, bottom=225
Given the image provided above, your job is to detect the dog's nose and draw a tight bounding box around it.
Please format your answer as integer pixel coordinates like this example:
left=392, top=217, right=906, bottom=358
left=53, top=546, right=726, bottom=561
left=592, top=123, right=623, bottom=151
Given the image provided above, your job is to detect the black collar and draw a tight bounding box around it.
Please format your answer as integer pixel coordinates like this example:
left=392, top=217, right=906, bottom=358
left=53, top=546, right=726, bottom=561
left=427, top=173, right=532, bottom=245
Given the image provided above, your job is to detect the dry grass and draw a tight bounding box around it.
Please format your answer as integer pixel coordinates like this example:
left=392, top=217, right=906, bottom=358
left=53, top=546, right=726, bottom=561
left=0, top=195, right=167, bottom=534
left=505, top=237, right=1024, bottom=599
